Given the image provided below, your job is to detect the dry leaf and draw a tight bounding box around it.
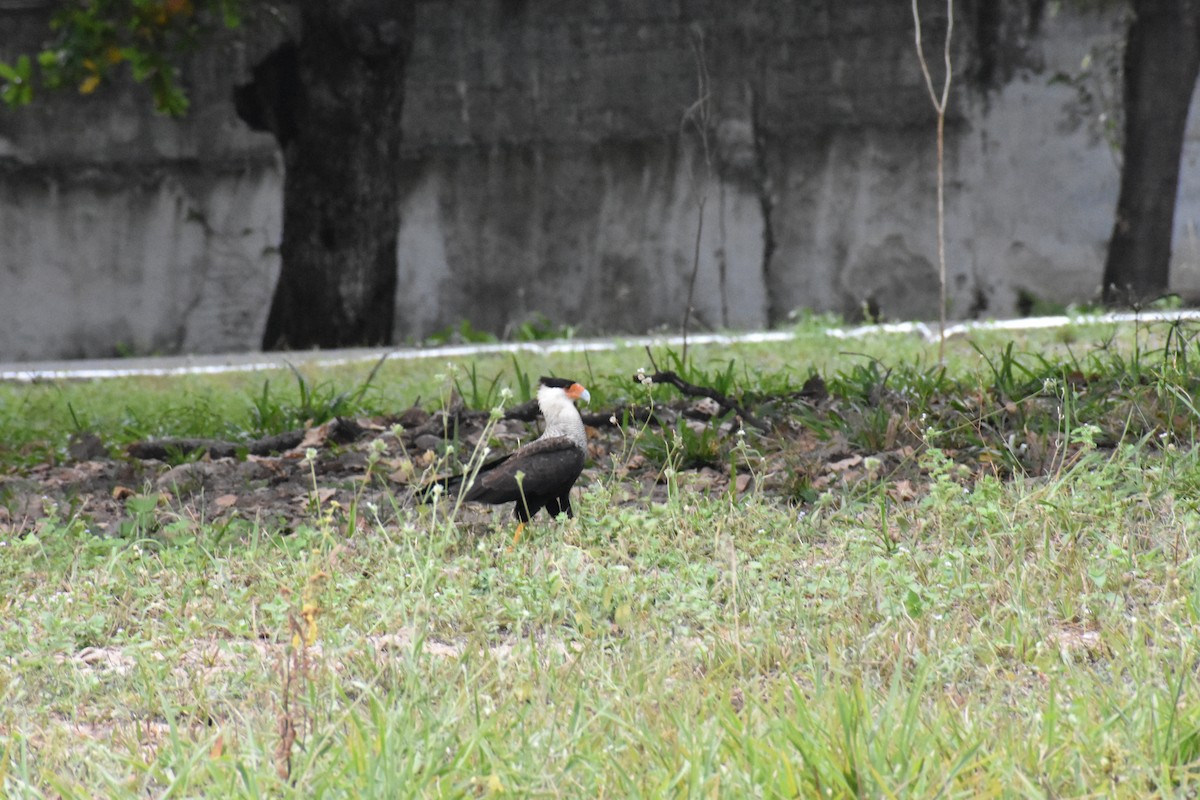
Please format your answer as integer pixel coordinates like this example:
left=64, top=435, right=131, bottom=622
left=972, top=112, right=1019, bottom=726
left=301, top=487, right=337, bottom=507
left=888, top=480, right=918, bottom=502
left=386, top=458, right=415, bottom=484
left=79, top=73, right=101, bottom=95
left=735, top=473, right=752, bottom=494
left=298, top=420, right=335, bottom=450
left=827, top=455, right=863, bottom=472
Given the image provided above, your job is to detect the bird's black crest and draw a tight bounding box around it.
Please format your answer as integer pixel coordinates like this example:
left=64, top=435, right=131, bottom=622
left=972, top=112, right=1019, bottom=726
left=539, top=376, right=576, bottom=389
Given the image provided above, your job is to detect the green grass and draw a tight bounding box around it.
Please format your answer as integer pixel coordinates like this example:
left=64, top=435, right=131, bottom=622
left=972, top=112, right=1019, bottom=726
left=0, top=317, right=1173, bottom=469
left=3, top=319, right=1200, bottom=796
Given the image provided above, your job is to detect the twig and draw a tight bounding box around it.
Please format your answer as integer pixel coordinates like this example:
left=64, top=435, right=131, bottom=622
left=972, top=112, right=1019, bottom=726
left=580, top=406, right=655, bottom=428
left=644, top=345, right=660, bottom=374
left=275, top=607, right=315, bottom=782
left=638, top=370, right=769, bottom=431
left=126, top=418, right=365, bottom=460
left=912, top=0, right=954, bottom=363
left=501, top=400, right=651, bottom=429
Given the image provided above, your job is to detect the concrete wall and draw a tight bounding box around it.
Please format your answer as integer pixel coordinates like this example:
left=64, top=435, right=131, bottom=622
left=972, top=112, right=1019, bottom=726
left=1, top=1, right=1198, bottom=359
left=0, top=4, right=283, bottom=359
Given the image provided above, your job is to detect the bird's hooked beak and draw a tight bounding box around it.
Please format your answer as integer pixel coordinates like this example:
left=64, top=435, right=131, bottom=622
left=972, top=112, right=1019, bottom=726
left=567, top=383, right=591, bottom=405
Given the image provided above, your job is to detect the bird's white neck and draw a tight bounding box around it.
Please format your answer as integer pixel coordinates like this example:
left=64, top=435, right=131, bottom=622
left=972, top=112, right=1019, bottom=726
left=537, top=385, right=587, bottom=449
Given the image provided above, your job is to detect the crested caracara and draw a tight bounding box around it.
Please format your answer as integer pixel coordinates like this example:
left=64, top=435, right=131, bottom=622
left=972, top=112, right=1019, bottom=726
left=422, top=376, right=590, bottom=538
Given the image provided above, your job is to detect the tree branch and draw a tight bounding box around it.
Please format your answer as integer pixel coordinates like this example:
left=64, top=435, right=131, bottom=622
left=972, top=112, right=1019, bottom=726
left=637, top=370, right=768, bottom=431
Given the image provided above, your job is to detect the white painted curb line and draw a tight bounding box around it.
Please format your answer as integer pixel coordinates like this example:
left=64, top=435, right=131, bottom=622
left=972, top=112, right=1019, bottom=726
left=3, top=310, right=1199, bottom=383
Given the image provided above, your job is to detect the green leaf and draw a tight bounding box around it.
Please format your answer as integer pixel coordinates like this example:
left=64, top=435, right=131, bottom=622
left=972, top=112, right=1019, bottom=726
left=155, top=85, right=190, bottom=117
left=0, top=54, right=31, bottom=82
left=126, top=495, right=159, bottom=515
left=220, top=0, right=242, bottom=28
left=0, top=56, right=33, bottom=106
left=904, top=587, right=924, bottom=618
left=128, top=51, right=156, bottom=82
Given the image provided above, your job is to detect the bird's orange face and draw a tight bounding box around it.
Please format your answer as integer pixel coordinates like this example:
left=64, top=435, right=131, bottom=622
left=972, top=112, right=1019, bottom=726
left=566, top=383, right=591, bottom=405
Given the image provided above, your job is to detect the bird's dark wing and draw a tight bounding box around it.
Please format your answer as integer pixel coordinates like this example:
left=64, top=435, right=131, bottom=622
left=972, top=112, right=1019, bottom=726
left=417, top=451, right=513, bottom=501
left=462, top=436, right=584, bottom=506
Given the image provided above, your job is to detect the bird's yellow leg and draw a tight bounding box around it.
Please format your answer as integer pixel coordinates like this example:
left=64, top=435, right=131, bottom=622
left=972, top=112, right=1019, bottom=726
left=511, top=521, right=526, bottom=546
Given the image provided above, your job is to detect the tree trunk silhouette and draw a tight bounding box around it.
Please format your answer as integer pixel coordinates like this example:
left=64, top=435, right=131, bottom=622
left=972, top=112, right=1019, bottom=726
left=1103, top=0, right=1200, bottom=306
left=236, top=1, right=415, bottom=350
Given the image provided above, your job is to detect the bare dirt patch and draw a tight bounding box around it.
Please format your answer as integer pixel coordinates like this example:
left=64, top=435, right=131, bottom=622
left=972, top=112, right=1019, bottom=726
left=0, top=391, right=804, bottom=538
